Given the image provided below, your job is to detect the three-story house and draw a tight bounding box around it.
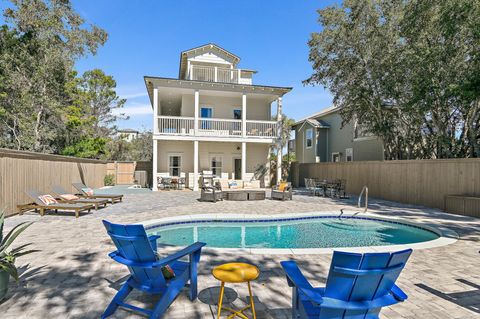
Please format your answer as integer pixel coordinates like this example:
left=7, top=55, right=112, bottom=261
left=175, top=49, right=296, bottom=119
left=144, top=44, right=291, bottom=190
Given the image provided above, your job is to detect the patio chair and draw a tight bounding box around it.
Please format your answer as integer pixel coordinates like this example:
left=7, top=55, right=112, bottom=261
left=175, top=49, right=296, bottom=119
left=177, top=177, right=186, bottom=190
left=159, top=177, right=173, bottom=190
left=72, top=182, right=123, bottom=203
left=51, top=185, right=109, bottom=210
left=18, top=190, right=94, bottom=218
left=199, top=176, right=223, bottom=202
left=281, top=249, right=412, bottom=319
left=102, top=220, right=206, bottom=319
left=305, top=178, right=321, bottom=196
left=332, top=179, right=348, bottom=198
left=272, top=182, right=293, bottom=201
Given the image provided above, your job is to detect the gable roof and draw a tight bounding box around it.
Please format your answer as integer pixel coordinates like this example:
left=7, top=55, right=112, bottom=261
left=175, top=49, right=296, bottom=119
left=292, top=105, right=340, bottom=127
left=179, top=43, right=241, bottom=79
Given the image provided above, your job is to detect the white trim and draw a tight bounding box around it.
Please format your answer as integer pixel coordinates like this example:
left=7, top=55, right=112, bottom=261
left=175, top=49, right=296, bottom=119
left=152, top=134, right=275, bottom=144
left=152, top=140, right=158, bottom=191
left=168, top=153, right=182, bottom=177
left=193, top=141, right=199, bottom=191
left=209, top=153, right=223, bottom=177
left=331, top=152, right=340, bottom=162
left=345, top=148, right=353, bottom=162
left=305, top=128, right=313, bottom=149
left=241, top=142, right=246, bottom=180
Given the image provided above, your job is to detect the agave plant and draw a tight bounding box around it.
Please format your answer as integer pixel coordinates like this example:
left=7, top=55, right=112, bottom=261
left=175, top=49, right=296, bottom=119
left=0, top=210, right=36, bottom=281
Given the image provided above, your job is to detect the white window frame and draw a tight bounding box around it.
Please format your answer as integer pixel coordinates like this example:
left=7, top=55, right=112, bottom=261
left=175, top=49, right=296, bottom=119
left=233, top=108, right=242, bottom=120
left=345, top=148, right=353, bottom=162
left=305, top=128, right=313, bottom=149
left=168, top=153, right=182, bottom=177
left=331, top=152, right=341, bottom=162
left=209, top=154, right=223, bottom=177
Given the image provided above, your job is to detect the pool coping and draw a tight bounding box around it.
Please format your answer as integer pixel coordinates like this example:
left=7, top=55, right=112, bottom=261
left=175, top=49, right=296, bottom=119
left=140, top=211, right=458, bottom=255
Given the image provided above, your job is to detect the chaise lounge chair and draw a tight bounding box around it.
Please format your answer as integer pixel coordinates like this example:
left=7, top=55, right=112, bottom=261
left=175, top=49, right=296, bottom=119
left=51, top=185, right=109, bottom=210
left=72, top=182, right=123, bottom=203
left=18, top=190, right=94, bottom=218
left=102, top=220, right=206, bottom=319
left=281, top=249, right=412, bottom=319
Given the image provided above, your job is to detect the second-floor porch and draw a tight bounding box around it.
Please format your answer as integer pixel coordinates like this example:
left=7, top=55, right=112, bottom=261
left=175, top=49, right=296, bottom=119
left=155, top=115, right=277, bottom=140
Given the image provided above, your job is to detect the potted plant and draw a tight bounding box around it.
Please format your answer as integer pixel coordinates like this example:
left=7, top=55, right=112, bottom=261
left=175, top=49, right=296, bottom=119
left=0, top=209, right=36, bottom=300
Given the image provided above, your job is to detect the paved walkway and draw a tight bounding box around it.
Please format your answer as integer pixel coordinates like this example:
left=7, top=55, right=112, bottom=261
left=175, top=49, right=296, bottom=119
left=2, top=190, right=479, bottom=318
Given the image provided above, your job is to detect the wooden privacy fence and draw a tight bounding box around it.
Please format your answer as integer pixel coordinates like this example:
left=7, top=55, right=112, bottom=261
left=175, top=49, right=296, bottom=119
left=0, top=149, right=107, bottom=217
left=106, top=161, right=152, bottom=186
left=291, top=158, right=480, bottom=212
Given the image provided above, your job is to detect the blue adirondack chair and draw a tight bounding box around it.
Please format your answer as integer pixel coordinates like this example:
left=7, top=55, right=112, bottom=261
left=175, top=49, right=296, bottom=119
left=281, top=249, right=412, bottom=319
left=102, top=220, right=206, bottom=319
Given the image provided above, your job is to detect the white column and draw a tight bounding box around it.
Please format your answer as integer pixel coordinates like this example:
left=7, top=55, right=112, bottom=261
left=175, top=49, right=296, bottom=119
left=193, top=140, right=199, bottom=191
left=214, top=66, right=218, bottom=82
left=152, top=88, right=159, bottom=191
left=276, top=97, right=283, bottom=184
left=194, top=90, right=199, bottom=135
left=153, top=88, right=158, bottom=134
left=242, top=93, right=247, bottom=137
left=241, top=142, right=246, bottom=180
left=152, top=139, right=158, bottom=191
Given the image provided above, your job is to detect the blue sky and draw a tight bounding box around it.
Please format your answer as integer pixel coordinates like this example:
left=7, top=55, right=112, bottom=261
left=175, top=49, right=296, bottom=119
left=6, top=1, right=338, bottom=130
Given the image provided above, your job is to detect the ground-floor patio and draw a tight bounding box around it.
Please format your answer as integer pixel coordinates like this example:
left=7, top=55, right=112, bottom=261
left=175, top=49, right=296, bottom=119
left=2, top=191, right=479, bottom=318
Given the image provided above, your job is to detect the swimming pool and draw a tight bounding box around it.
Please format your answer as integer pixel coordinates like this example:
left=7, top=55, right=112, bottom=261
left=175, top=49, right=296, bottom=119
left=95, top=185, right=152, bottom=195
left=145, top=215, right=440, bottom=249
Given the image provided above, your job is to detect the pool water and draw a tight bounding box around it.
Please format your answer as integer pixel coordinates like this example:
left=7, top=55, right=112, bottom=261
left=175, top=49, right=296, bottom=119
left=95, top=185, right=152, bottom=195
left=146, top=217, right=439, bottom=249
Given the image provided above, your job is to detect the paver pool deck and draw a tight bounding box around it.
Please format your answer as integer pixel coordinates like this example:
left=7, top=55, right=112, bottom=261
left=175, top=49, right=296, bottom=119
left=2, top=190, right=479, bottom=318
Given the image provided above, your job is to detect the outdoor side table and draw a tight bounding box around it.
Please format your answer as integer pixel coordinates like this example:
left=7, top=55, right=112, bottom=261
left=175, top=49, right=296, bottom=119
left=212, top=262, right=260, bottom=319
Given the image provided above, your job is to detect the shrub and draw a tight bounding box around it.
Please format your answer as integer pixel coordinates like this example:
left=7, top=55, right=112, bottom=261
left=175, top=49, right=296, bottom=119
left=104, top=174, right=115, bottom=186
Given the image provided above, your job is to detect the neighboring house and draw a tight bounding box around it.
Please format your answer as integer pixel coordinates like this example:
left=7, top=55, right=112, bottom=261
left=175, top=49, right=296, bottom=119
left=116, top=129, right=139, bottom=142
left=292, top=106, right=384, bottom=163
left=144, top=43, right=292, bottom=190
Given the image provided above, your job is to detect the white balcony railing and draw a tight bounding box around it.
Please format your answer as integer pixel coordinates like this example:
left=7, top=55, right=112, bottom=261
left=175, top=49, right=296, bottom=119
left=197, top=118, right=242, bottom=137
left=246, top=120, right=277, bottom=138
left=188, top=65, right=253, bottom=84
left=157, top=116, right=195, bottom=135
left=156, top=116, right=277, bottom=139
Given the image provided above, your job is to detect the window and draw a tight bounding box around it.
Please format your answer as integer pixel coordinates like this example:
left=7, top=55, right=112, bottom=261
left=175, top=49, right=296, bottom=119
left=233, top=109, right=242, bottom=120
left=305, top=128, right=313, bottom=148
left=201, top=107, right=213, bottom=129
left=345, top=148, right=353, bottom=162
left=210, top=155, right=223, bottom=177
left=332, top=152, right=340, bottom=162
left=169, top=155, right=181, bottom=176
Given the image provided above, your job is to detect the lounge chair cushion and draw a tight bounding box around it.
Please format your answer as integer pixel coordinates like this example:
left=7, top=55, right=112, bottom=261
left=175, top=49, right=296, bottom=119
left=278, top=182, right=288, bottom=192
left=60, top=194, right=80, bottom=201
left=38, top=194, right=58, bottom=205
left=82, top=187, right=94, bottom=196
left=228, top=180, right=240, bottom=189
left=243, top=181, right=253, bottom=189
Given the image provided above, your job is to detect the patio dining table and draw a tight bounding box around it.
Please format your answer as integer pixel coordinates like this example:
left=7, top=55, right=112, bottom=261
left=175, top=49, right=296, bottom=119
left=314, top=179, right=340, bottom=197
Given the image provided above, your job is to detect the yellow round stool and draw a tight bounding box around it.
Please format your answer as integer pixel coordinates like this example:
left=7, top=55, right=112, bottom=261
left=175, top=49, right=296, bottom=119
left=212, top=262, right=260, bottom=319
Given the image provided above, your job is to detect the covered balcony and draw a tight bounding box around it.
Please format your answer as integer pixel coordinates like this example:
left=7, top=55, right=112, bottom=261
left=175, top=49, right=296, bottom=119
left=155, top=116, right=277, bottom=139
left=187, top=65, right=255, bottom=84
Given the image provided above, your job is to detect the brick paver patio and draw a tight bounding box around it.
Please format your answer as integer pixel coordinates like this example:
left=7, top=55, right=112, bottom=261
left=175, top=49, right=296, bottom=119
left=2, top=190, right=479, bottom=318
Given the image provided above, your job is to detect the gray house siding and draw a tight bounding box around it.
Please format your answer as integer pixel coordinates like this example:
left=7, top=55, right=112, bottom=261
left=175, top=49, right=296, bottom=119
left=295, top=122, right=317, bottom=163
left=353, top=138, right=384, bottom=161
left=293, top=109, right=384, bottom=163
